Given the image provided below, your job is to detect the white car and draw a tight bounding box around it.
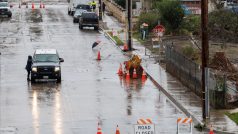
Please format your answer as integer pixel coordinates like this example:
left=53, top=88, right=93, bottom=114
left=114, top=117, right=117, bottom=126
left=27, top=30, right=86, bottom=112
left=0, top=2, right=12, bottom=18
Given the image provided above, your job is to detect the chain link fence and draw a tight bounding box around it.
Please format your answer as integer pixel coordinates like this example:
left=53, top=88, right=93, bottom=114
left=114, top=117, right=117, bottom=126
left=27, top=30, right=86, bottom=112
left=166, top=45, right=238, bottom=108
left=165, top=45, right=202, bottom=96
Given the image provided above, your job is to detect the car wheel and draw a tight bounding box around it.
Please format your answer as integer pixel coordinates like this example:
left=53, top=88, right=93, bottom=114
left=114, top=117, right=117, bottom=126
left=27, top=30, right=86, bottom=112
left=79, top=24, right=83, bottom=29
left=57, top=77, right=61, bottom=83
left=68, top=10, right=70, bottom=15
left=8, top=14, right=12, bottom=18
left=94, top=26, right=98, bottom=30
left=70, top=11, right=74, bottom=16
left=73, top=19, right=76, bottom=23
left=31, top=77, right=36, bottom=83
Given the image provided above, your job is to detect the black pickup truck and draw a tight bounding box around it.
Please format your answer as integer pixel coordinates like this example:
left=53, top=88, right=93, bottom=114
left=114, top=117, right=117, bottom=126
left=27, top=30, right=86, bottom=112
left=78, top=12, right=99, bottom=30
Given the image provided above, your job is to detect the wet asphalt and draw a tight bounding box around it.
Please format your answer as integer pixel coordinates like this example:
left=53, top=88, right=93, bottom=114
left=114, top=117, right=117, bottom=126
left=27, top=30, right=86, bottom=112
left=0, top=4, right=203, bottom=134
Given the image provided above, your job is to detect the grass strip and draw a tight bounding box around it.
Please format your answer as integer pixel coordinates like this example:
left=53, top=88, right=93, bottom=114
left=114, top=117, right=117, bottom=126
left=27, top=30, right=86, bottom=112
left=107, top=32, right=124, bottom=46
left=226, top=112, right=238, bottom=124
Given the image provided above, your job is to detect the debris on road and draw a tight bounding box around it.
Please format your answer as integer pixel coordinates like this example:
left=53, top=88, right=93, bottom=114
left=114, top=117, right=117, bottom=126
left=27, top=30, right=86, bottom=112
left=210, top=52, right=237, bottom=73
left=123, top=55, right=144, bottom=79
left=92, top=40, right=101, bottom=49
left=210, top=52, right=238, bottom=90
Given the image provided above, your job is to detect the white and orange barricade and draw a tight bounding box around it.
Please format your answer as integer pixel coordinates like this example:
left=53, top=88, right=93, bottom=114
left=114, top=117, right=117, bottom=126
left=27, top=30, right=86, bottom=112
left=134, top=118, right=155, bottom=134
left=137, top=118, right=152, bottom=124
left=177, top=117, right=193, bottom=134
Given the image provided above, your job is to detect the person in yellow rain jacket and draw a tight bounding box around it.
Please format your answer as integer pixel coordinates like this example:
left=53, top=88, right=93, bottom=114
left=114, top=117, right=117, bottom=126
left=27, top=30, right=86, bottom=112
left=90, top=0, right=96, bottom=11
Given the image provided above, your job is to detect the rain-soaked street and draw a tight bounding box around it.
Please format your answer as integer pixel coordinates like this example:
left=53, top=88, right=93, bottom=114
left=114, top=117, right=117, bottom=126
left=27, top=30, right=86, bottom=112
left=0, top=3, right=202, bottom=134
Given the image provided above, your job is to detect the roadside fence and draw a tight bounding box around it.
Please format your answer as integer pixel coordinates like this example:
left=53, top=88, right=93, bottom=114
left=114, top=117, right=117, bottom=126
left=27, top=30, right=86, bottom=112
left=165, top=45, right=202, bottom=96
left=165, top=44, right=238, bottom=108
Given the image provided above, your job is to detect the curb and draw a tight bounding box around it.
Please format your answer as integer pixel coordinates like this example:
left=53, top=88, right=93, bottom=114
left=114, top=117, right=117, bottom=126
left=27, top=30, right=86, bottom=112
left=100, top=26, right=236, bottom=134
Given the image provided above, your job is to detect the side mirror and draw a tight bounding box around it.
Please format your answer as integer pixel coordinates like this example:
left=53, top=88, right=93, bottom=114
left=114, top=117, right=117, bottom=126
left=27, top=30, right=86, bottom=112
left=59, top=58, right=64, bottom=62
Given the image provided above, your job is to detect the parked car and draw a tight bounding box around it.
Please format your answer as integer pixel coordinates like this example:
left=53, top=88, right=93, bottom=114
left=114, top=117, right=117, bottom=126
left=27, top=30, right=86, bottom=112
left=68, top=0, right=80, bottom=15
left=73, top=9, right=86, bottom=23
left=31, top=49, right=64, bottom=83
left=68, top=0, right=91, bottom=16
left=75, top=4, right=91, bottom=11
left=79, top=12, right=99, bottom=30
left=0, top=2, right=12, bottom=18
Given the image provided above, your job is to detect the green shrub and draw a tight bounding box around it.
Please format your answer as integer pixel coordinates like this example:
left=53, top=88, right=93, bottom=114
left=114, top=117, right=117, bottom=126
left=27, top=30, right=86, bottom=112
left=156, top=0, right=184, bottom=33
left=208, top=10, right=238, bottom=43
left=182, top=45, right=194, bottom=57
left=180, top=15, right=201, bottom=35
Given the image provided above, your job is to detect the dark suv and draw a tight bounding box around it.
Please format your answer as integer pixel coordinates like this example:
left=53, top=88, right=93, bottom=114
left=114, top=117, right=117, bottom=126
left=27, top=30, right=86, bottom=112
left=0, top=2, right=12, bottom=18
left=31, top=49, right=64, bottom=83
left=79, top=12, right=99, bottom=30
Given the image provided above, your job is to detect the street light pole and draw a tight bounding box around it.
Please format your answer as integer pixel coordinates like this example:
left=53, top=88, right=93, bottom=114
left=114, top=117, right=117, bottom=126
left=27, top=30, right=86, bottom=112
left=201, top=0, right=209, bottom=119
left=127, top=0, right=132, bottom=51
left=99, top=0, right=102, bottom=20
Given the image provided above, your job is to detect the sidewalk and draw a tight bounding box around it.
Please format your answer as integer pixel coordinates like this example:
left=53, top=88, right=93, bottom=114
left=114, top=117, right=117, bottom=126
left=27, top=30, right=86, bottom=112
left=101, top=14, right=238, bottom=133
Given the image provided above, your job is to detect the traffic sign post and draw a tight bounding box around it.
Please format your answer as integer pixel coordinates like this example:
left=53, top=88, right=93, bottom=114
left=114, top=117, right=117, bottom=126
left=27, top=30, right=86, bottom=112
left=151, top=24, right=165, bottom=62
left=134, top=124, right=155, bottom=134
left=152, top=25, right=165, bottom=37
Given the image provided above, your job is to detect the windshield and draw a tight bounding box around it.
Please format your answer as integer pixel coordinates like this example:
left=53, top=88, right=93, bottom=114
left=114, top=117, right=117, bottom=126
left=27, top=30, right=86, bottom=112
left=75, top=9, right=86, bottom=16
left=34, top=54, right=59, bottom=62
left=76, top=4, right=91, bottom=10
left=0, top=2, right=8, bottom=7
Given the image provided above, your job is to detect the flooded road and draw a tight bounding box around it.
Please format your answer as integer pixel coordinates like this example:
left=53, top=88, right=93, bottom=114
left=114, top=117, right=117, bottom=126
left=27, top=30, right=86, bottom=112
left=0, top=4, right=202, bottom=134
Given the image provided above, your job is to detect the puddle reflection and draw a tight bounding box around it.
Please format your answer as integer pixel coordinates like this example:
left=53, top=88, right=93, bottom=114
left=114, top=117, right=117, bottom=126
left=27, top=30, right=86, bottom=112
left=119, top=76, right=148, bottom=116
left=28, top=82, right=62, bottom=134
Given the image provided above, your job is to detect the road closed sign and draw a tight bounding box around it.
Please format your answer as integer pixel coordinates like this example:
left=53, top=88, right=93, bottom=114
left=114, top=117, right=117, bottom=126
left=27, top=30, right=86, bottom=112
left=134, top=124, right=155, bottom=134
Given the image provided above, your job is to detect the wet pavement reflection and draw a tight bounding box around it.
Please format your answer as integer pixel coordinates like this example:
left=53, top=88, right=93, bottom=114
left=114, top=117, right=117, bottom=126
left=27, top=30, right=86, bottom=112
left=0, top=4, right=204, bottom=134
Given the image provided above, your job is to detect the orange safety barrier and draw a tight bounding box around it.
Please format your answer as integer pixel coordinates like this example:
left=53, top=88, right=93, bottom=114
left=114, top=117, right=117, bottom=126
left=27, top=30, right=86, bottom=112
left=137, top=118, right=152, bottom=124
left=126, top=70, right=130, bottom=80
left=141, top=70, right=147, bottom=80
left=132, top=68, right=137, bottom=79
left=123, top=43, right=128, bottom=51
left=177, top=117, right=193, bottom=134
left=32, top=3, right=34, bottom=9
left=115, top=125, right=120, bottom=134
left=97, top=123, right=102, bottom=134
left=97, top=51, right=101, bottom=60
left=117, top=63, right=123, bottom=76
left=209, top=125, right=214, bottom=134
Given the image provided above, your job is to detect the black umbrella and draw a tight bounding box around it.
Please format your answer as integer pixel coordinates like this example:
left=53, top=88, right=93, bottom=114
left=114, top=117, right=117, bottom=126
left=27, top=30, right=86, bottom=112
left=92, top=40, right=101, bottom=49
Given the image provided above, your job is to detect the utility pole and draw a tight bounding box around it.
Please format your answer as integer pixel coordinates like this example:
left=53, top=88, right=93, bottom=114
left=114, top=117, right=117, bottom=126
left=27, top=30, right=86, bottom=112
left=98, top=0, right=102, bottom=20
left=127, top=0, right=132, bottom=51
left=201, top=0, right=209, bottom=119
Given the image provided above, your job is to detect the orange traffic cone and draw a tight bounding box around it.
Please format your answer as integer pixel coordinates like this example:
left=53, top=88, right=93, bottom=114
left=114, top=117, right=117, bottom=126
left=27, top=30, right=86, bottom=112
left=97, top=51, right=101, bottom=60
left=115, top=125, right=120, bottom=134
left=209, top=125, right=214, bottom=134
left=117, top=63, right=123, bottom=76
left=126, top=70, right=130, bottom=80
left=132, top=68, right=137, bottom=79
left=32, top=3, right=34, bottom=9
left=141, top=70, right=147, bottom=80
left=40, top=3, right=42, bottom=8
left=123, top=43, right=128, bottom=51
left=97, top=123, right=102, bottom=134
